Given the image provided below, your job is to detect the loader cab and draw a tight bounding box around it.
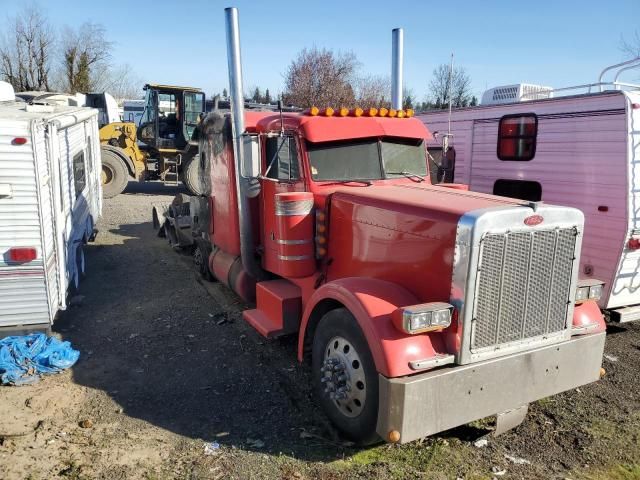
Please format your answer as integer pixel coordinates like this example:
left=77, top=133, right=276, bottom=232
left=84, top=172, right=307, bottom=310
left=137, top=84, right=205, bottom=151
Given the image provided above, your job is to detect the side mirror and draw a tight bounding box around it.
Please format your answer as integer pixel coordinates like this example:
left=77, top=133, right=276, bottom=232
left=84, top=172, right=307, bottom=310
left=241, top=133, right=261, bottom=178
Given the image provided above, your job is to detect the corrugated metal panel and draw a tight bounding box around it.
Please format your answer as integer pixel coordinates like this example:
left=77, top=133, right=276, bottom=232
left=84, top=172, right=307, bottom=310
left=0, top=117, right=48, bottom=326
left=0, top=102, right=101, bottom=328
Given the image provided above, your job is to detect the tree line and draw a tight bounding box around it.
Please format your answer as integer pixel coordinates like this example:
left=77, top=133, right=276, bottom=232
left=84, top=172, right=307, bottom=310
left=216, top=48, right=478, bottom=112
left=0, top=6, right=140, bottom=100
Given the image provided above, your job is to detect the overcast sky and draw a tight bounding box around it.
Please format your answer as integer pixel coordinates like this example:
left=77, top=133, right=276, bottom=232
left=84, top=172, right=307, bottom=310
left=1, top=0, right=638, bottom=101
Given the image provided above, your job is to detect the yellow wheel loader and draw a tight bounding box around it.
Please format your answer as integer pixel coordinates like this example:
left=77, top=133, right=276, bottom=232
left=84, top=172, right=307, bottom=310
left=98, top=84, right=206, bottom=197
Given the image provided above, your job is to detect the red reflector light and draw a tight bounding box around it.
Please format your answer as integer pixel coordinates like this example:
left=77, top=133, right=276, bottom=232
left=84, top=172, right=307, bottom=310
left=8, top=247, right=37, bottom=262
left=524, top=214, right=544, bottom=226
left=628, top=238, right=640, bottom=250
left=632, top=103, right=640, bottom=110
left=12, top=137, right=27, bottom=145
left=597, top=205, right=608, bottom=212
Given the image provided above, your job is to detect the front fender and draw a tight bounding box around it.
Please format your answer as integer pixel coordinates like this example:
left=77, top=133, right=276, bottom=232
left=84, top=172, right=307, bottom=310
left=298, top=277, right=448, bottom=378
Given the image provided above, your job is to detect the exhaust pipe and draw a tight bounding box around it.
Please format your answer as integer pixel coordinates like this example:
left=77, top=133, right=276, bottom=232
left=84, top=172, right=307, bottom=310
left=224, top=7, right=260, bottom=279
left=391, top=28, right=404, bottom=110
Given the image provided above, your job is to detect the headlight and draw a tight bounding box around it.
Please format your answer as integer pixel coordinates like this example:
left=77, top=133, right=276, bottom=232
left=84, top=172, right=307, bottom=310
left=392, top=302, right=454, bottom=335
left=575, top=279, right=605, bottom=304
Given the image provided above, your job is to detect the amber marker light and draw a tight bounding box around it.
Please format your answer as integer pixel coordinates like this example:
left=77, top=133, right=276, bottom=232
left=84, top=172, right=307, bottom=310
left=338, top=107, right=349, bottom=117
left=351, top=107, right=364, bottom=117
left=324, top=107, right=335, bottom=117
left=397, top=110, right=406, bottom=118
left=388, top=430, right=401, bottom=443
left=307, top=106, right=320, bottom=116
left=378, top=107, right=389, bottom=117
left=388, top=109, right=398, bottom=118
left=365, top=107, right=378, bottom=117
left=405, top=108, right=415, bottom=118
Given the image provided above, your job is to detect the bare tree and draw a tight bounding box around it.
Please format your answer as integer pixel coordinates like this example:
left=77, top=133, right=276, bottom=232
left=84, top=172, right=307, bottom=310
left=283, top=47, right=358, bottom=107
left=428, top=63, right=473, bottom=108
left=0, top=6, right=55, bottom=91
left=353, top=74, right=390, bottom=108
left=621, top=30, right=640, bottom=58
left=61, top=22, right=113, bottom=93
left=98, top=63, right=142, bottom=101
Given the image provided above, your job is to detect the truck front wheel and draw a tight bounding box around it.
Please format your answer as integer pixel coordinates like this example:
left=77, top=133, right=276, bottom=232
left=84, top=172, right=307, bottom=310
left=312, top=308, right=380, bottom=445
left=101, top=149, right=129, bottom=198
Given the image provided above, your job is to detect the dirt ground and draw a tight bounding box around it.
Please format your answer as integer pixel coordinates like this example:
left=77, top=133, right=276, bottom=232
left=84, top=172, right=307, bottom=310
left=1, top=182, right=639, bottom=480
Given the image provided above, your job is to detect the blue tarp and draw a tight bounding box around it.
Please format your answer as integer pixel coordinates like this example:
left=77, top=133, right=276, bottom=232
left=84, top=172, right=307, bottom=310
left=0, top=334, right=80, bottom=386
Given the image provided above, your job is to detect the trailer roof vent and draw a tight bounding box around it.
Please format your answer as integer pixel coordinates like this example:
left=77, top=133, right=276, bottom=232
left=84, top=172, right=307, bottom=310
left=0, top=81, right=15, bottom=102
left=481, top=83, right=553, bottom=105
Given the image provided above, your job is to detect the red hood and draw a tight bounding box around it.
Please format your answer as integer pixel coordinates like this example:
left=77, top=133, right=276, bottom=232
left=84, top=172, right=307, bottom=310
left=329, top=183, right=526, bottom=220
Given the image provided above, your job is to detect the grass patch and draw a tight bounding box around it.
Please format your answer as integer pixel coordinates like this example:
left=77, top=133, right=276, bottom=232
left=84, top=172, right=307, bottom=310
left=329, top=439, right=486, bottom=479
left=580, top=464, right=640, bottom=480
left=587, top=418, right=618, bottom=440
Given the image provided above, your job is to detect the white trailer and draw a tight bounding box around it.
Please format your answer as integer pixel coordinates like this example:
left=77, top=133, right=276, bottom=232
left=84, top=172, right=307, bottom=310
left=0, top=82, right=102, bottom=333
left=123, top=99, right=145, bottom=126
left=418, top=60, right=640, bottom=321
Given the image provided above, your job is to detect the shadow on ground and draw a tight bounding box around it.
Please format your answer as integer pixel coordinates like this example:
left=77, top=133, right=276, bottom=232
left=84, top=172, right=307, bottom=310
left=55, top=217, right=349, bottom=462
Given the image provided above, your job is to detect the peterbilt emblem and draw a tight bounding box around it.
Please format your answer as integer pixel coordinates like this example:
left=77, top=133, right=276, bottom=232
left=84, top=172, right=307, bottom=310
left=524, top=215, right=544, bottom=226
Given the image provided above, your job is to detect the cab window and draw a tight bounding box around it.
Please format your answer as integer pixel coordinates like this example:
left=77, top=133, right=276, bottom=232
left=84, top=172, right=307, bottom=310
left=265, top=136, right=300, bottom=181
left=184, top=92, right=204, bottom=140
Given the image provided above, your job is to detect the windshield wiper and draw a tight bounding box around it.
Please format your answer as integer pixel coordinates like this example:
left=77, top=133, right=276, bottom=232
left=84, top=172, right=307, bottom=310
left=321, top=180, right=373, bottom=186
left=386, top=171, right=425, bottom=182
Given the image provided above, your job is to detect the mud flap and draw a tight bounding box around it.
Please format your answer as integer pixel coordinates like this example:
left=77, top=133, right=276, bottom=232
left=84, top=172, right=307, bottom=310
left=494, top=404, right=528, bottom=436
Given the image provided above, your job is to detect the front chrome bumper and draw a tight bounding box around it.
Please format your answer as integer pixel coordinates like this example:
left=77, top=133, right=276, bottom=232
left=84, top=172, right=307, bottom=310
left=376, top=332, right=606, bottom=444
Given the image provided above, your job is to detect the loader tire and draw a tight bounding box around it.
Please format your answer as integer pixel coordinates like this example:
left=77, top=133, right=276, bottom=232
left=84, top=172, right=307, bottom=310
left=101, top=149, right=129, bottom=198
left=181, top=156, right=205, bottom=196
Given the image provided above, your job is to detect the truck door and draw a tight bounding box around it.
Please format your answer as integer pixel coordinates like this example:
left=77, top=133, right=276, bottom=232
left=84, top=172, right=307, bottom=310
left=260, top=135, right=306, bottom=273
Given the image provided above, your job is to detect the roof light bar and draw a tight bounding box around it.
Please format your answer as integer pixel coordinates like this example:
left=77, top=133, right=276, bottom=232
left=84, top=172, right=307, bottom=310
left=303, top=106, right=413, bottom=118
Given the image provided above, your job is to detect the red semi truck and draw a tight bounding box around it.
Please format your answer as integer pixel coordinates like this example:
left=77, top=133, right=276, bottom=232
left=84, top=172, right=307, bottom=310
left=163, top=8, right=607, bottom=444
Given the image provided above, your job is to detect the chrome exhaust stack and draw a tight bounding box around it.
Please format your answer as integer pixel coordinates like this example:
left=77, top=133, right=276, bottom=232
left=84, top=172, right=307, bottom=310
left=224, top=7, right=260, bottom=278
left=391, top=28, right=404, bottom=110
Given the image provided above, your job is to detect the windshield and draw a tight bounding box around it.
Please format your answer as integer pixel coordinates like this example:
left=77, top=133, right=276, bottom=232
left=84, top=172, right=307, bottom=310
left=307, top=138, right=426, bottom=182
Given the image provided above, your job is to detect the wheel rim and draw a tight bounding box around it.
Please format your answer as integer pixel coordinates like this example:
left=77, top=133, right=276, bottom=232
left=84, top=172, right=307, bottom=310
left=101, top=164, right=114, bottom=185
left=321, top=335, right=366, bottom=418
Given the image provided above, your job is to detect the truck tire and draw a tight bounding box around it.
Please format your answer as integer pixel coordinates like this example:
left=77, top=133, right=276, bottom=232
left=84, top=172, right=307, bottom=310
left=194, top=238, right=214, bottom=281
left=312, top=308, right=380, bottom=445
left=181, top=156, right=206, bottom=196
left=101, top=148, right=129, bottom=198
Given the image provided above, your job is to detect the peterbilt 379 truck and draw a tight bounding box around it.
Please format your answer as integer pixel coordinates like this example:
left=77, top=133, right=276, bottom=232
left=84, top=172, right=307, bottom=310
left=161, top=8, right=607, bottom=444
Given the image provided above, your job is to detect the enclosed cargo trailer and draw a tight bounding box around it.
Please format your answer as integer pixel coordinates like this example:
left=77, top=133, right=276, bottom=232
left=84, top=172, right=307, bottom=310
left=0, top=82, right=101, bottom=334
left=418, top=68, right=640, bottom=322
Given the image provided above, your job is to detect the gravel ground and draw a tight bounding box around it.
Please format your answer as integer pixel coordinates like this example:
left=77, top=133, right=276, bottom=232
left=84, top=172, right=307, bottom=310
left=0, top=182, right=639, bottom=479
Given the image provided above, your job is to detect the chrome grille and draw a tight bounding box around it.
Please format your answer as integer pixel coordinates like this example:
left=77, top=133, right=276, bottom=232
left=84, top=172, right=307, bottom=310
left=472, top=228, right=577, bottom=350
